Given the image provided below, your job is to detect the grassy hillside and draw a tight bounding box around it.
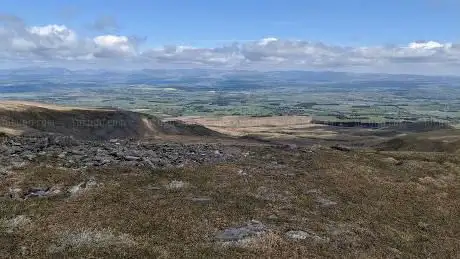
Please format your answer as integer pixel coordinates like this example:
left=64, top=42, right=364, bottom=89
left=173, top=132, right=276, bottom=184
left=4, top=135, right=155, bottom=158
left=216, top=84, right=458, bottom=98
left=377, top=129, right=460, bottom=153
left=1, top=145, right=459, bottom=258
left=1, top=102, right=459, bottom=258
left=0, top=102, right=224, bottom=140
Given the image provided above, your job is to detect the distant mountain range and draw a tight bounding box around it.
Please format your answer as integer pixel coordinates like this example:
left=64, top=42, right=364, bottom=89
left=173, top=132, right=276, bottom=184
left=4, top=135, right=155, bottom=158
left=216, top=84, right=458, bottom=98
left=0, top=67, right=459, bottom=87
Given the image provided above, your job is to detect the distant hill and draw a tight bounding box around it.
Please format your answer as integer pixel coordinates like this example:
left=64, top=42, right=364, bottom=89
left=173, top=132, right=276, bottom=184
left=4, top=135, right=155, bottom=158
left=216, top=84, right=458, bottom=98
left=377, top=129, right=460, bottom=153
left=0, top=101, right=222, bottom=140
left=160, top=120, right=224, bottom=137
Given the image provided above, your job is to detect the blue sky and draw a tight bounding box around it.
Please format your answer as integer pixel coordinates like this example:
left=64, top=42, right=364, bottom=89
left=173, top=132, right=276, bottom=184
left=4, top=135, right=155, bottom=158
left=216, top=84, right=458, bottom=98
left=0, top=0, right=459, bottom=74
left=3, top=0, right=460, bottom=47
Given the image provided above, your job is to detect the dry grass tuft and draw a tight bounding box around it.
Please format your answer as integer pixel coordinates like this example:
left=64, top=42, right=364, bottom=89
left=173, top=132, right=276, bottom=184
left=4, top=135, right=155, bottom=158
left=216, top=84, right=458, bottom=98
left=244, top=231, right=286, bottom=252
left=1, top=215, right=32, bottom=233
left=48, top=228, right=137, bottom=253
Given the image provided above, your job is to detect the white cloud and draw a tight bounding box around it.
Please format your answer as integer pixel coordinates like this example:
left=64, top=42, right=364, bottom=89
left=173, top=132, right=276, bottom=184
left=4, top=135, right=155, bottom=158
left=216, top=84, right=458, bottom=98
left=94, top=35, right=129, bottom=49
left=408, top=41, right=444, bottom=50
left=93, top=35, right=136, bottom=58
left=28, top=25, right=77, bottom=42
left=10, top=38, right=36, bottom=51
left=0, top=19, right=459, bottom=74
left=142, top=44, right=244, bottom=67
left=258, top=37, right=278, bottom=45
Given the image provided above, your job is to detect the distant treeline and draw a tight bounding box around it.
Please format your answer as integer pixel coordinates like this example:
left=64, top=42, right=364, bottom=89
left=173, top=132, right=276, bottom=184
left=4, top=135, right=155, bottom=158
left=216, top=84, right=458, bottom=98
left=311, top=119, right=452, bottom=129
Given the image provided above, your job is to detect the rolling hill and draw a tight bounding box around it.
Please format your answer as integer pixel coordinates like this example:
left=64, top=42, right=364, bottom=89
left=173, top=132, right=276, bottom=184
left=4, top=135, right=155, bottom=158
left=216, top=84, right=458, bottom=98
left=0, top=101, right=222, bottom=140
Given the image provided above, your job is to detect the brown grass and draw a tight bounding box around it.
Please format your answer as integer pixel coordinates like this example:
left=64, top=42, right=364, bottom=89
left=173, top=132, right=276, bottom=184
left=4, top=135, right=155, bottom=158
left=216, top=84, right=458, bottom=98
left=0, top=101, right=115, bottom=112
left=1, top=146, right=459, bottom=258
left=167, top=115, right=323, bottom=138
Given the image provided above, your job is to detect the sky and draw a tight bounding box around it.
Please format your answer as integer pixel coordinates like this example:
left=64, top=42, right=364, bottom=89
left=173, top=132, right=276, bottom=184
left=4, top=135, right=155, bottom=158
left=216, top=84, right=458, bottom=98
left=1, top=0, right=460, bottom=74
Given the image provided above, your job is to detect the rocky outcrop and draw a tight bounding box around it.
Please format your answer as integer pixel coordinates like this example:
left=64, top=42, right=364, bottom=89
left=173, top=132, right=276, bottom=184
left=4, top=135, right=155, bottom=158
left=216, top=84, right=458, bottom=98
left=0, top=135, right=242, bottom=170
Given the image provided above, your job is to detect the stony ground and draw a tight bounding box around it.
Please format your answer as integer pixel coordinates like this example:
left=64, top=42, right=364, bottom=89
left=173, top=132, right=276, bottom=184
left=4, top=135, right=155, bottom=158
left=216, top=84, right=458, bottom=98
left=0, top=135, right=243, bottom=171
left=1, top=135, right=459, bottom=258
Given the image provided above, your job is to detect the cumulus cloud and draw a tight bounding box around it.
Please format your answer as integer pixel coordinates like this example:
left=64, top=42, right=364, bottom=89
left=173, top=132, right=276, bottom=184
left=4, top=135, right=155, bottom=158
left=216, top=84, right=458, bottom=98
left=0, top=17, right=141, bottom=61
left=143, top=44, right=244, bottom=67
left=0, top=16, right=459, bottom=74
left=93, top=35, right=136, bottom=58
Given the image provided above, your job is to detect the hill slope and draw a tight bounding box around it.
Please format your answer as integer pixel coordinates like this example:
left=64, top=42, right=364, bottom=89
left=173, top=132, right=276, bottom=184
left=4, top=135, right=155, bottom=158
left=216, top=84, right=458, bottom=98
left=0, top=101, right=222, bottom=140
left=377, top=129, right=460, bottom=153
